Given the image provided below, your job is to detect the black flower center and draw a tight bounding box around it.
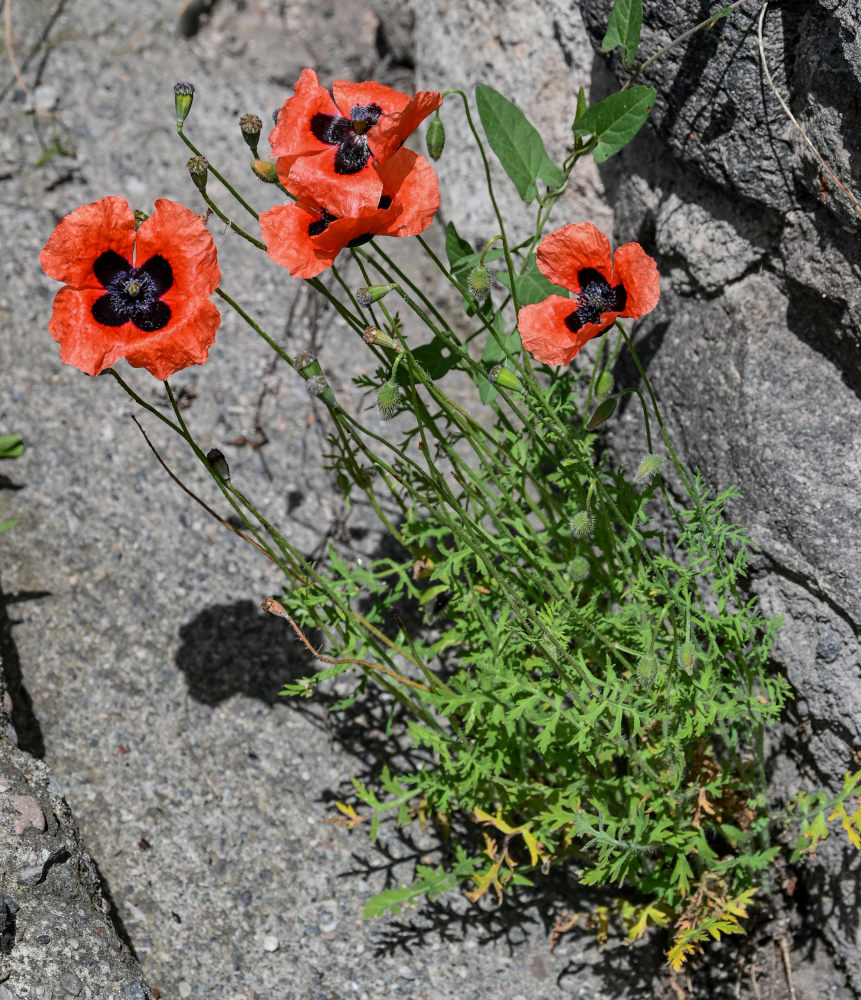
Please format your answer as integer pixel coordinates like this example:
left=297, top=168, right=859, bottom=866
left=306, top=194, right=394, bottom=247
left=91, top=250, right=173, bottom=332
left=565, top=268, right=626, bottom=333
left=310, top=101, right=383, bottom=175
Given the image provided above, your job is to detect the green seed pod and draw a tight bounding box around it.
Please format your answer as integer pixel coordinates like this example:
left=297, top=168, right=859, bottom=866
left=186, top=155, right=208, bottom=192
left=239, top=113, right=263, bottom=154
left=357, top=283, right=397, bottom=307
left=362, top=325, right=398, bottom=350
left=488, top=365, right=521, bottom=391
left=426, top=112, right=445, bottom=160
left=173, top=81, right=195, bottom=125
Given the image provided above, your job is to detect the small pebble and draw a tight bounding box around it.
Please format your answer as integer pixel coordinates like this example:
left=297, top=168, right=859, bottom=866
left=178, top=984, right=191, bottom=999
left=262, top=935, right=279, bottom=953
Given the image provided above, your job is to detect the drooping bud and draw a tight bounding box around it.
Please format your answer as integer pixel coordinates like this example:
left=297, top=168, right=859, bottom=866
left=569, top=509, right=594, bottom=539
left=595, top=369, right=614, bottom=399
left=637, top=653, right=661, bottom=687
left=377, top=379, right=401, bottom=420
left=570, top=555, right=590, bottom=582
left=356, top=283, right=397, bottom=308
left=586, top=394, right=618, bottom=428
left=173, top=81, right=195, bottom=127
left=186, top=155, right=209, bottom=192
left=678, top=640, right=698, bottom=673
left=488, top=365, right=522, bottom=391
left=634, top=453, right=667, bottom=483
left=362, top=325, right=398, bottom=350
left=426, top=112, right=445, bottom=160
left=467, top=263, right=491, bottom=304
left=251, top=159, right=279, bottom=184
left=206, top=448, right=231, bottom=482
left=239, top=113, right=263, bottom=154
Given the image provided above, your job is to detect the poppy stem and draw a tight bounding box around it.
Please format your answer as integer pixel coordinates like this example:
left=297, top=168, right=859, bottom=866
left=197, top=190, right=266, bottom=250
left=176, top=129, right=261, bottom=221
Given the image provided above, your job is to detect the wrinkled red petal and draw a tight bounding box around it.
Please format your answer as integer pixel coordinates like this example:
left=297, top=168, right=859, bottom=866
left=285, top=149, right=383, bottom=218
left=137, top=199, right=220, bottom=300
left=269, top=68, right=338, bottom=158
left=332, top=79, right=409, bottom=120
left=613, top=242, right=661, bottom=319
left=374, top=148, right=439, bottom=238
left=40, top=196, right=135, bottom=289
left=122, top=299, right=220, bottom=380
left=518, top=295, right=613, bottom=366
left=313, top=203, right=403, bottom=253
left=260, top=203, right=338, bottom=279
left=370, top=90, right=442, bottom=162
left=536, top=222, right=613, bottom=291
left=48, top=286, right=129, bottom=375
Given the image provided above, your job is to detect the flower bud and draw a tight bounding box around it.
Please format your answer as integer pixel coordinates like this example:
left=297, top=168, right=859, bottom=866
left=634, top=453, right=666, bottom=483
left=173, top=81, right=195, bottom=126
left=426, top=113, right=445, bottom=160
left=637, top=653, right=661, bottom=687
left=678, top=640, right=698, bottom=672
left=569, top=509, right=594, bottom=539
left=587, top=394, right=617, bottom=428
left=467, top=263, right=491, bottom=304
left=186, top=155, right=208, bottom=192
left=206, top=447, right=230, bottom=482
left=488, top=365, right=521, bottom=391
left=251, top=159, right=279, bottom=184
left=377, top=379, right=401, bottom=420
left=595, top=369, right=614, bottom=399
left=362, top=325, right=398, bottom=350
left=356, top=283, right=397, bottom=307
left=570, top=555, right=590, bottom=582
left=239, top=113, right=263, bottom=154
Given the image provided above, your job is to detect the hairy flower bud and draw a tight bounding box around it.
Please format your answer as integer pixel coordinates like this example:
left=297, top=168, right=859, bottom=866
left=377, top=379, right=401, bottom=420
left=637, top=653, right=661, bottom=687
left=634, top=453, right=667, bottom=483
left=570, top=555, right=590, bottom=582
left=426, top=112, right=445, bottom=160
left=569, top=509, right=594, bottom=539
left=239, top=113, right=263, bottom=154
left=186, top=155, right=208, bottom=192
left=467, top=262, right=491, bottom=304
left=357, top=283, right=397, bottom=307
left=595, top=369, right=614, bottom=399
left=678, top=640, right=698, bottom=672
left=173, top=81, right=195, bottom=126
left=251, top=159, right=279, bottom=184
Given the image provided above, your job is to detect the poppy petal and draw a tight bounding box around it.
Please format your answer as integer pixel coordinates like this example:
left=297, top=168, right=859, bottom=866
left=370, top=91, right=443, bottom=162
left=331, top=79, right=409, bottom=121
left=536, top=222, right=613, bottom=290
left=374, top=149, right=440, bottom=238
left=48, top=286, right=130, bottom=375
left=613, top=242, right=661, bottom=319
left=40, top=196, right=135, bottom=289
left=136, top=199, right=220, bottom=301
left=122, top=300, right=220, bottom=381
left=519, top=295, right=613, bottom=366
left=285, top=150, right=384, bottom=218
left=269, top=68, right=339, bottom=158
left=260, top=203, right=338, bottom=279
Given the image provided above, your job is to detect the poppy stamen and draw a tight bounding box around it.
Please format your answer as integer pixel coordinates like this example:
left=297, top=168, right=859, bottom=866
left=565, top=268, right=627, bottom=333
left=91, top=251, right=174, bottom=332
left=310, top=101, right=383, bottom=175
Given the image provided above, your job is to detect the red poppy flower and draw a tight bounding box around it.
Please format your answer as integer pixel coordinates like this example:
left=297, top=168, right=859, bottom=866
left=260, top=147, right=440, bottom=279
left=269, top=68, right=441, bottom=217
left=40, top=196, right=221, bottom=379
left=517, top=223, right=660, bottom=366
